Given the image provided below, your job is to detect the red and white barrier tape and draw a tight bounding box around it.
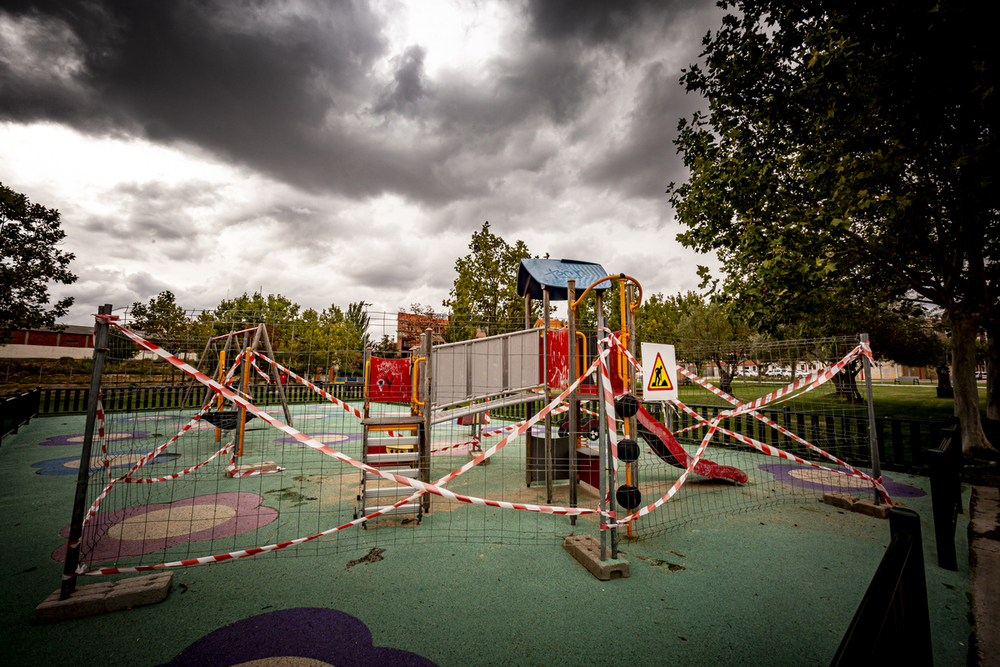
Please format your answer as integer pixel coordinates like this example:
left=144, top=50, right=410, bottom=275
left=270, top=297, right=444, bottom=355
left=100, top=318, right=605, bottom=515
left=595, top=337, right=891, bottom=522
left=127, top=441, right=235, bottom=483
left=78, top=330, right=607, bottom=576
left=668, top=399, right=891, bottom=505
left=666, top=346, right=889, bottom=502
left=66, top=396, right=220, bottom=553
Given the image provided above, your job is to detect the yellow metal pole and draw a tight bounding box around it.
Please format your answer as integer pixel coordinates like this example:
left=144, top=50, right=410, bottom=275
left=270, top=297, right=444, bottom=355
left=237, top=347, right=251, bottom=457
left=215, top=349, right=226, bottom=444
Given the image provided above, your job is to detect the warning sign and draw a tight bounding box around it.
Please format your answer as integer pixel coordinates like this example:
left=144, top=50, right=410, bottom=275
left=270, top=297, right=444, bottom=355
left=648, top=354, right=674, bottom=390
left=641, top=343, right=678, bottom=400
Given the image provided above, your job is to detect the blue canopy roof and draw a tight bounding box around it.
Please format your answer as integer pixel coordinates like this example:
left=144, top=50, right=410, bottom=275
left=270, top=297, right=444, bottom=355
left=516, top=259, right=613, bottom=301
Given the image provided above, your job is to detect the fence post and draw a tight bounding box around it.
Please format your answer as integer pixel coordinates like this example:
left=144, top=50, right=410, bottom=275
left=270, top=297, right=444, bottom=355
left=890, top=507, right=933, bottom=658
left=861, top=334, right=883, bottom=504
left=831, top=506, right=932, bottom=666
left=927, top=421, right=962, bottom=570
left=61, top=303, right=112, bottom=599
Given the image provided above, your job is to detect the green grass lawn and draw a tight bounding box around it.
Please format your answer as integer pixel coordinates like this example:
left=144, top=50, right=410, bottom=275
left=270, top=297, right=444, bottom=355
left=678, top=379, right=988, bottom=422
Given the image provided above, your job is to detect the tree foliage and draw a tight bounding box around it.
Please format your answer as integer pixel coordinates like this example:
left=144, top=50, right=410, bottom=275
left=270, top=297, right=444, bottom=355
left=129, top=291, right=189, bottom=345
left=675, top=299, right=753, bottom=395
left=668, top=0, right=997, bottom=450
left=443, top=221, right=534, bottom=338
left=0, top=183, right=76, bottom=334
left=635, top=291, right=704, bottom=344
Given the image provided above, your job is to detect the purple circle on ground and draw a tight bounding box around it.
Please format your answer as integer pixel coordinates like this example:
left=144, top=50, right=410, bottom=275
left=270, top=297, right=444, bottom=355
left=31, top=450, right=180, bottom=476
left=51, top=492, right=278, bottom=562
left=164, top=607, right=438, bottom=667
left=759, top=463, right=926, bottom=497
left=39, top=431, right=150, bottom=446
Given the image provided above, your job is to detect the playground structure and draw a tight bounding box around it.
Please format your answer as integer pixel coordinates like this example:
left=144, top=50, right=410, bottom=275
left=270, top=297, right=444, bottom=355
left=54, top=260, right=892, bottom=598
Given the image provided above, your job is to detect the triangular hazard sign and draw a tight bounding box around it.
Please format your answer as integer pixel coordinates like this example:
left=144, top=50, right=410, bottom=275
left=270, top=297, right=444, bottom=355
left=647, top=353, right=674, bottom=391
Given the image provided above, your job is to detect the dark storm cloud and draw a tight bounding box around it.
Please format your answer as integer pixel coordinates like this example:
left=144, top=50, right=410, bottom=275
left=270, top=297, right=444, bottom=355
left=0, top=0, right=611, bottom=207
left=0, top=1, right=463, bottom=199
left=125, top=271, right=172, bottom=299
left=582, top=60, right=695, bottom=200
left=372, top=45, right=429, bottom=117
left=3, top=0, right=723, bottom=243
left=526, top=0, right=706, bottom=48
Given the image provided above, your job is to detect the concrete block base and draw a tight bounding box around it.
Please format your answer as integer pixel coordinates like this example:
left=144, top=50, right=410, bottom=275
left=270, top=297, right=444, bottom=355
left=228, top=461, right=279, bottom=477
left=851, top=498, right=891, bottom=519
left=563, top=534, right=629, bottom=581
left=35, top=572, right=173, bottom=623
left=821, top=492, right=889, bottom=519
left=821, top=491, right=859, bottom=510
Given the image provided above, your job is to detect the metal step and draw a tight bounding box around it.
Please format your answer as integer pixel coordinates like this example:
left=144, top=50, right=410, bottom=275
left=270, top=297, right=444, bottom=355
left=362, top=415, right=423, bottom=427
left=362, top=503, right=421, bottom=515
left=367, top=435, right=419, bottom=448
left=365, top=468, right=419, bottom=481
left=367, top=452, right=419, bottom=464
left=364, top=486, right=419, bottom=499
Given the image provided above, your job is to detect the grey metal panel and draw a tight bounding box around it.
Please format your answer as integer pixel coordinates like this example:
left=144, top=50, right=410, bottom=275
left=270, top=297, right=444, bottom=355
left=432, top=345, right=468, bottom=406
left=430, top=328, right=542, bottom=406
left=507, top=329, right=540, bottom=391
left=471, top=337, right=504, bottom=397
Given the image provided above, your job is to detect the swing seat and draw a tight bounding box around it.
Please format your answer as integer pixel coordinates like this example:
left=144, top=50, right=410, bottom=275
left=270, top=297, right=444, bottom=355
left=202, top=411, right=256, bottom=431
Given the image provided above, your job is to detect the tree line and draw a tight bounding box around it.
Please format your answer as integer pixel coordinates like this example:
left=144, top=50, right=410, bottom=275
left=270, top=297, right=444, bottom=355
left=121, top=291, right=375, bottom=378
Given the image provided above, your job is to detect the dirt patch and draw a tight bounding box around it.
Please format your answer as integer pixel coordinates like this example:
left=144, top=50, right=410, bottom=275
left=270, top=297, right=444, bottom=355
left=632, top=553, right=686, bottom=572
left=346, top=547, right=385, bottom=568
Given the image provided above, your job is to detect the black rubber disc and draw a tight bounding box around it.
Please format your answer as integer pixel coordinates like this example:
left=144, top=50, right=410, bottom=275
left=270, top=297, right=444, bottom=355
left=615, top=394, right=639, bottom=418
left=616, top=484, right=641, bottom=510
left=617, top=438, right=640, bottom=463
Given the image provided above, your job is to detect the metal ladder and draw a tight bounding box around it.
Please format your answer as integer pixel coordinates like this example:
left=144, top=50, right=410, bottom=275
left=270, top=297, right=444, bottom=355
left=356, top=415, right=424, bottom=525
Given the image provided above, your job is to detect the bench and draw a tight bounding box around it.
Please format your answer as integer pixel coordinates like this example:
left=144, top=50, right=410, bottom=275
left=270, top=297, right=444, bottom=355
left=894, top=376, right=921, bottom=384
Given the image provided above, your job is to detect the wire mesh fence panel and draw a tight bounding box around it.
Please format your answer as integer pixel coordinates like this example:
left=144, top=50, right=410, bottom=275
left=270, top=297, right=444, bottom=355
left=67, top=305, right=878, bottom=576
left=607, top=335, right=877, bottom=542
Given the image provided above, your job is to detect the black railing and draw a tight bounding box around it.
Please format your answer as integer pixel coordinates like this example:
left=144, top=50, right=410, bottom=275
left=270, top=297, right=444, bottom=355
left=30, top=388, right=947, bottom=472
left=34, top=382, right=364, bottom=414
left=1, top=387, right=41, bottom=444
left=830, top=507, right=932, bottom=666
left=927, top=421, right=963, bottom=570
left=668, top=403, right=943, bottom=472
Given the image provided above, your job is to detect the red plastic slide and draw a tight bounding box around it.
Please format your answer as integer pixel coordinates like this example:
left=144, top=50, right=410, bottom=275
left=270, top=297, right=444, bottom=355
left=634, top=404, right=748, bottom=484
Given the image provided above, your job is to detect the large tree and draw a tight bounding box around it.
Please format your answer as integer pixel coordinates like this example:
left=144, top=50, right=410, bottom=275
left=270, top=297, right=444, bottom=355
left=443, top=221, right=534, bottom=338
left=0, top=183, right=76, bottom=335
left=668, top=0, right=997, bottom=451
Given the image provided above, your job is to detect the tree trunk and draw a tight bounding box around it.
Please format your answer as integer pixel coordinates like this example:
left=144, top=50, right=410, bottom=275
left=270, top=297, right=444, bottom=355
left=951, top=314, right=994, bottom=452
left=832, top=360, right=863, bottom=403
left=987, top=326, right=999, bottom=421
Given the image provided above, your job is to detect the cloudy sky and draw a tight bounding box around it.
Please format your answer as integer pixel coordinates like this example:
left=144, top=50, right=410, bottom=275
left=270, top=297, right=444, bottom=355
left=1, top=0, right=725, bottom=328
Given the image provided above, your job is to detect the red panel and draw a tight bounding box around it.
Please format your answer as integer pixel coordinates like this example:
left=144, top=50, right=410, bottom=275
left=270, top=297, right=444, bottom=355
left=367, top=357, right=413, bottom=403
left=545, top=329, right=570, bottom=389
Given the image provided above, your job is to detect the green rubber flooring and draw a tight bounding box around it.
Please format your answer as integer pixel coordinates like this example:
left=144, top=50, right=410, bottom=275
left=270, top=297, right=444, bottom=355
left=0, top=413, right=973, bottom=666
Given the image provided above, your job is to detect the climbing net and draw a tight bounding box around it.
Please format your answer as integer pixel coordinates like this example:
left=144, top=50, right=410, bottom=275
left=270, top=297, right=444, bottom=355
left=59, top=309, right=886, bottom=579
